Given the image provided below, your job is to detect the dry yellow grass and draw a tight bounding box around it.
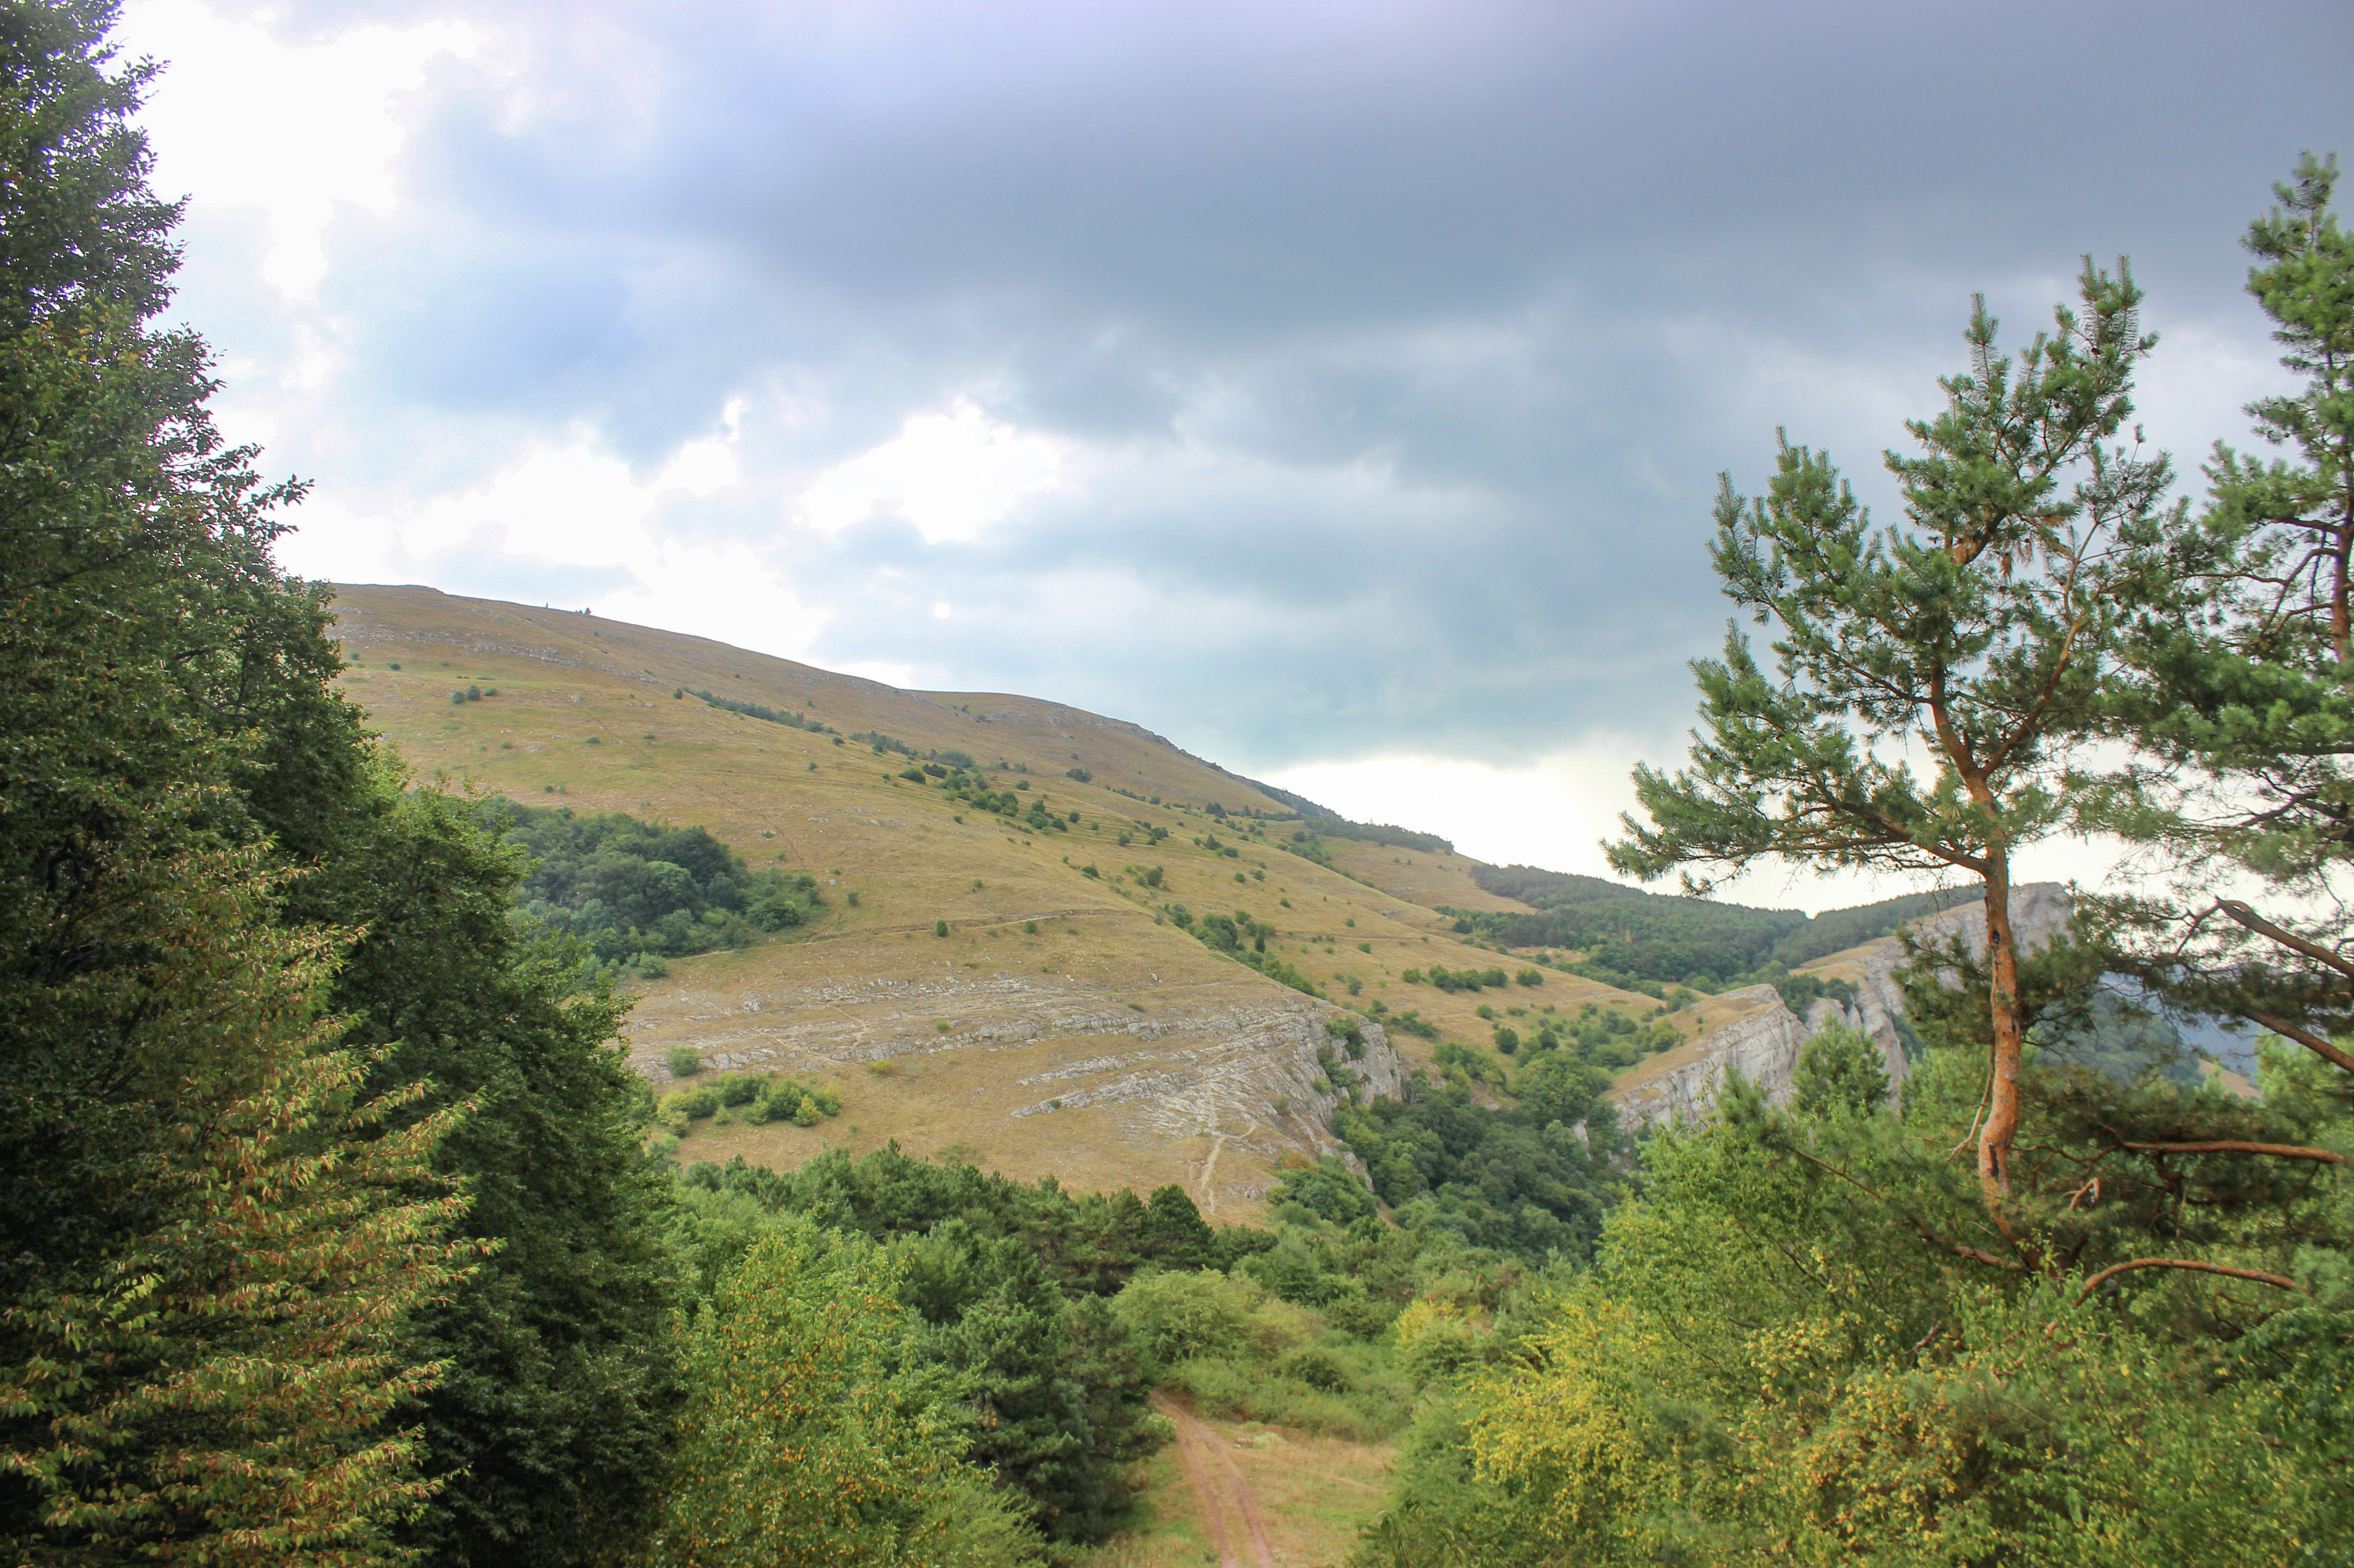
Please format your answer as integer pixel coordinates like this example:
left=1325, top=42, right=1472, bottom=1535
left=328, top=584, right=1660, bottom=1214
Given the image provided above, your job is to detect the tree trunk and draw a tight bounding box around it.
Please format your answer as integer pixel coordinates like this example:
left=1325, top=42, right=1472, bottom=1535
left=1978, top=855, right=2024, bottom=1203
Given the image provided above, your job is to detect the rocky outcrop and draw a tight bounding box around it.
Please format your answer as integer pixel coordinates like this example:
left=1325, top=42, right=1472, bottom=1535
left=1610, top=884, right=2071, bottom=1130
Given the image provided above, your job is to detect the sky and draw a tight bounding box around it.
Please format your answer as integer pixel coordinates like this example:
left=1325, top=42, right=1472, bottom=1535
left=114, top=0, right=2354, bottom=911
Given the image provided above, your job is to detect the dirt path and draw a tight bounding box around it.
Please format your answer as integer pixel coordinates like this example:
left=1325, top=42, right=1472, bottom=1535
left=1153, top=1391, right=1277, bottom=1568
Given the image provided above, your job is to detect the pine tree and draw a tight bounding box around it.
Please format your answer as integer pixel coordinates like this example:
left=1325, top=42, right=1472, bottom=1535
left=2083, top=154, right=2354, bottom=1075
left=1607, top=262, right=2172, bottom=1220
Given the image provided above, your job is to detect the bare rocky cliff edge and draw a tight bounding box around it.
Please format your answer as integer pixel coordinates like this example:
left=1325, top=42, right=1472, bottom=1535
left=1609, top=885, right=2072, bottom=1129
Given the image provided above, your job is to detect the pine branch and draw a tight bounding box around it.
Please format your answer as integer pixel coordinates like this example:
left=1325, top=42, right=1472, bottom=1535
left=2112, top=1139, right=2347, bottom=1165
left=2075, top=1257, right=2303, bottom=1303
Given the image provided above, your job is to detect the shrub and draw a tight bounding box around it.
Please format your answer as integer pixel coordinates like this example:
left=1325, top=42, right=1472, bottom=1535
left=667, top=1045, right=705, bottom=1077
left=1065, top=767, right=1092, bottom=782
left=934, top=919, right=949, bottom=937
left=1024, top=920, right=1039, bottom=935
left=1514, top=967, right=1545, bottom=987
left=790, top=1095, right=823, bottom=1128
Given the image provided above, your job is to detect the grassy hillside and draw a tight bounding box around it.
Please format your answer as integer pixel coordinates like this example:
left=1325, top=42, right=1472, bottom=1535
left=327, top=585, right=1669, bottom=1217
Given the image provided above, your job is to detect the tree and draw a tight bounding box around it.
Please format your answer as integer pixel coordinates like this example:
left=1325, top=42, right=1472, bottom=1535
left=0, top=851, right=473, bottom=1566
left=2081, top=154, right=2354, bottom=1077
left=303, top=781, right=685, bottom=1568
left=0, top=4, right=468, bottom=1557
left=1607, top=262, right=2173, bottom=1220
left=0, top=9, right=681, bottom=1561
left=1788, top=1023, right=1890, bottom=1117
left=648, top=1220, right=1040, bottom=1568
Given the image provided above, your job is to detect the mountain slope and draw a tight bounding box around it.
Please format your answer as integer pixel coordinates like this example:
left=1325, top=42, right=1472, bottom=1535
left=327, top=585, right=1668, bottom=1216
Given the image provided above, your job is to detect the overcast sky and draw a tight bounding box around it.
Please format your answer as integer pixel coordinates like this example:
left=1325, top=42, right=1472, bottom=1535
left=117, top=0, right=2354, bottom=909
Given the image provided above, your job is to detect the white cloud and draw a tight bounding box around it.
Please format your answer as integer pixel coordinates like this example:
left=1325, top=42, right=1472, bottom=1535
left=123, top=0, right=476, bottom=297
left=1265, top=744, right=2130, bottom=916
left=792, top=399, right=1073, bottom=544
left=276, top=402, right=829, bottom=663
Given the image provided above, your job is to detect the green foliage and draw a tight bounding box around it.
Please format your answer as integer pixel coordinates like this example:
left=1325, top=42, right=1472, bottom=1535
left=1270, top=1156, right=1378, bottom=1226
left=2074, top=157, right=2354, bottom=1078
left=1335, top=1067, right=1622, bottom=1261
left=1788, top=1021, right=1891, bottom=1116
left=486, top=797, right=822, bottom=960
left=1301, top=817, right=1454, bottom=854
left=672, top=1151, right=1239, bottom=1542
left=0, top=11, right=488, bottom=1556
left=0, top=856, right=469, bottom=1565
left=1608, top=258, right=2176, bottom=1195
left=666, top=1045, right=703, bottom=1077
left=1065, top=766, right=1092, bottom=782
left=1419, top=964, right=1509, bottom=993
left=647, top=1217, right=1043, bottom=1568
left=307, top=782, right=687, bottom=1568
left=1370, top=1039, right=2354, bottom=1566
left=691, top=687, right=828, bottom=732
left=1457, top=867, right=1980, bottom=990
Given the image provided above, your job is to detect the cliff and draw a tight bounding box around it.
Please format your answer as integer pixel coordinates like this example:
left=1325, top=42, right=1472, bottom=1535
left=1610, top=883, right=2071, bottom=1129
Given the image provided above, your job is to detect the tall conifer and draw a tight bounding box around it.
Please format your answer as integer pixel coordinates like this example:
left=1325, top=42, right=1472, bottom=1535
left=1608, top=263, right=2172, bottom=1221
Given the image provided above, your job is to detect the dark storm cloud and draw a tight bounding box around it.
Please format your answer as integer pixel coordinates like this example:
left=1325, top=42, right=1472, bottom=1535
left=183, top=0, right=2354, bottom=768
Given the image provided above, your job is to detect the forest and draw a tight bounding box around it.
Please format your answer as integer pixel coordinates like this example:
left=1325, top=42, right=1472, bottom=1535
left=1455, top=865, right=1981, bottom=994
left=1, top=3, right=2348, bottom=1563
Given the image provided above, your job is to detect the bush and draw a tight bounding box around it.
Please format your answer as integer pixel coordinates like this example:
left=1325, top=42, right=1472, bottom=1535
left=1066, top=767, right=1092, bottom=782
left=667, top=1045, right=704, bottom=1077
left=1112, top=1269, right=1266, bottom=1375
left=934, top=919, right=949, bottom=937
left=1515, top=967, right=1544, bottom=987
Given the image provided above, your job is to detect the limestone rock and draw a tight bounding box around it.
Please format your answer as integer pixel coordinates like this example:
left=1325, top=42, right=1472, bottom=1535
left=1609, top=884, right=2069, bottom=1130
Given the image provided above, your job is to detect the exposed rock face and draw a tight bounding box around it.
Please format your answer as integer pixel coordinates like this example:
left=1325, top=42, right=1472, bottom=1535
left=628, top=966, right=1403, bottom=1209
left=1610, top=884, right=2070, bottom=1130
